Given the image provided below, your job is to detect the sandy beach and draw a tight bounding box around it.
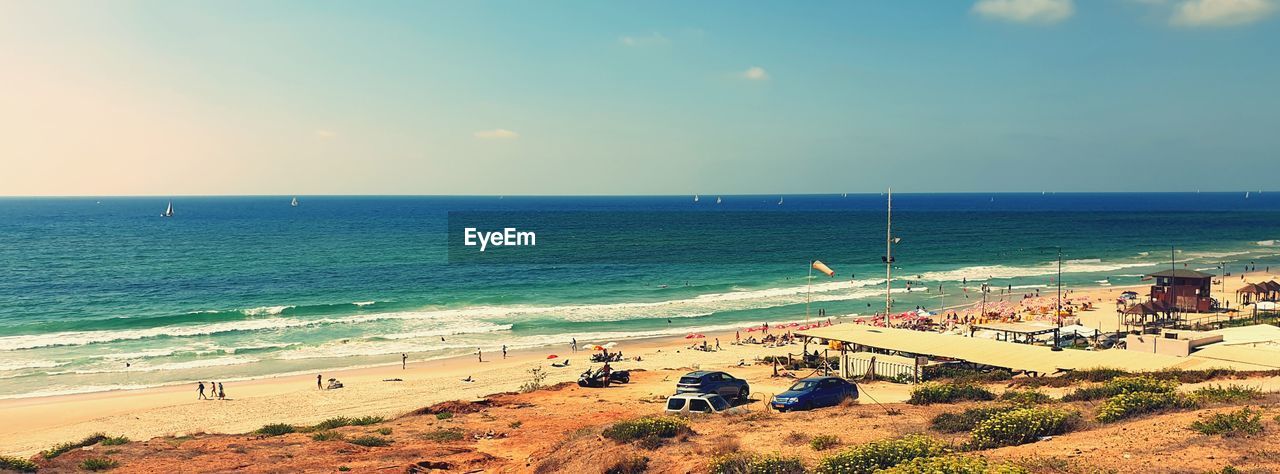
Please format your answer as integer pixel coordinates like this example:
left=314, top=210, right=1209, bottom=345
left=3, top=269, right=1274, bottom=458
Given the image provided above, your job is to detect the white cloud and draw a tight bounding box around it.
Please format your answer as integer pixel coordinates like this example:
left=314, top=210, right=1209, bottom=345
left=972, top=0, right=1075, bottom=24
left=473, top=129, right=519, bottom=140
left=619, top=32, right=669, bottom=47
left=741, top=66, right=769, bottom=81
left=1170, top=0, right=1275, bottom=26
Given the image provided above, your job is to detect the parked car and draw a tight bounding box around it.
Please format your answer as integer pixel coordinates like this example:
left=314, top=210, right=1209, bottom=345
left=770, top=376, right=857, bottom=411
left=665, top=393, right=744, bottom=415
left=675, top=371, right=750, bottom=401
left=578, top=368, right=630, bottom=387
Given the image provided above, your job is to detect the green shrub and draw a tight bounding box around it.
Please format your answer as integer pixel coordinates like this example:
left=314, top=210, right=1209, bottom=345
left=810, top=435, right=840, bottom=451
left=338, top=468, right=350, bottom=472
left=879, top=455, right=1029, bottom=473
left=1191, top=384, right=1262, bottom=404
left=79, top=457, right=119, bottom=471
left=924, top=366, right=1013, bottom=384
left=709, top=452, right=805, bottom=474
left=255, top=423, right=296, bottom=436
left=0, top=455, right=38, bottom=473
left=908, top=383, right=995, bottom=405
left=970, top=407, right=1079, bottom=449
left=1062, top=376, right=1177, bottom=402
left=814, top=435, right=949, bottom=474
left=420, top=429, right=465, bottom=442
left=1190, top=408, right=1264, bottom=437
left=311, top=431, right=344, bottom=441
left=602, top=416, right=691, bottom=443
left=99, top=435, right=129, bottom=446
left=40, top=433, right=109, bottom=459
left=606, top=455, right=650, bottom=474
left=348, top=435, right=391, bottom=447
left=999, top=390, right=1052, bottom=405
left=308, top=415, right=384, bottom=431
left=435, top=412, right=453, bottom=420
left=350, top=416, right=383, bottom=426
left=1096, top=391, right=1195, bottom=423
left=930, top=406, right=1018, bottom=433
left=375, top=427, right=392, bottom=435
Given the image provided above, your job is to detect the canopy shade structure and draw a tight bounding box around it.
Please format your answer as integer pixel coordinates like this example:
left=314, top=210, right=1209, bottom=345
left=794, top=324, right=1261, bottom=374
left=1123, top=300, right=1170, bottom=315
left=1237, top=283, right=1265, bottom=294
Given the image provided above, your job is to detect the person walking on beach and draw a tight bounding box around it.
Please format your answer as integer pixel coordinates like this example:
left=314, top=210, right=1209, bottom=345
left=476, top=348, right=483, bottom=363
left=502, top=345, right=508, bottom=359
left=317, top=374, right=323, bottom=390
left=571, top=338, right=577, bottom=353
left=218, top=382, right=225, bottom=400
left=197, top=382, right=207, bottom=400
left=402, top=353, right=407, bottom=369
left=715, top=338, right=721, bottom=351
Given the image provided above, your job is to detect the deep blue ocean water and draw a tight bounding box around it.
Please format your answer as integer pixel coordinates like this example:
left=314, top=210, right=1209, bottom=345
left=1, top=193, right=1278, bottom=398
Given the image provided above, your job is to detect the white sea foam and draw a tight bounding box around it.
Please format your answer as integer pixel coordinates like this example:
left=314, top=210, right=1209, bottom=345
left=242, top=305, right=293, bottom=316
left=0, top=360, right=65, bottom=371
left=353, top=301, right=376, bottom=307
left=1258, top=240, right=1276, bottom=247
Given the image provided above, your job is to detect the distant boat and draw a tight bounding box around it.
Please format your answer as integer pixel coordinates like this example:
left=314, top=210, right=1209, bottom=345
left=716, top=196, right=722, bottom=204
left=290, top=196, right=299, bottom=207
left=161, top=200, right=173, bottom=217
left=842, top=193, right=847, bottom=198
left=693, top=194, right=699, bottom=203
left=1246, top=191, right=1250, bottom=199
left=778, top=196, right=784, bottom=205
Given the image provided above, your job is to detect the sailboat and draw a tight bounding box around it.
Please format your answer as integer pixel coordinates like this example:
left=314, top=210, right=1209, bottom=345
left=693, top=194, right=700, bottom=203
left=290, top=196, right=299, bottom=207
left=1246, top=191, right=1251, bottom=199
left=777, top=196, right=784, bottom=205
left=715, top=196, right=722, bottom=204
left=161, top=200, right=173, bottom=217
left=842, top=193, right=847, bottom=198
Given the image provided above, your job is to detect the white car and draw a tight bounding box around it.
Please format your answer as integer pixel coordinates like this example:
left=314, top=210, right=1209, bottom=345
left=664, top=393, right=745, bottom=415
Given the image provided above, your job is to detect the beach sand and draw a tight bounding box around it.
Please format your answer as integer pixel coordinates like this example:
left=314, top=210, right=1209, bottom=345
left=3, top=269, right=1274, bottom=458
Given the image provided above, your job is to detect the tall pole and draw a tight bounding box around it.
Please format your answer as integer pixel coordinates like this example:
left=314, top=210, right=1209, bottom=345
left=806, top=261, right=813, bottom=322
left=885, top=188, right=893, bottom=328
left=1171, top=245, right=1177, bottom=325
left=1057, top=248, right=1063, bottom=327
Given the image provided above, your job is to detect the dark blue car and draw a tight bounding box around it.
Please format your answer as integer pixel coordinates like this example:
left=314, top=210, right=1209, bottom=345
left=770, top=376, right=857, bottom=411
left=675, top=371, right=750, bottom=402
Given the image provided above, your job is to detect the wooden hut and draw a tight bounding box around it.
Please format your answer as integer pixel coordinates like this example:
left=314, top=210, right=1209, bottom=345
left=1147, top=269, right=1214, bottom=312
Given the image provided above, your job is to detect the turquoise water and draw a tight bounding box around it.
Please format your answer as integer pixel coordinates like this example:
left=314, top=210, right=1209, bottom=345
left=1, top=193, right=1278, bottom=398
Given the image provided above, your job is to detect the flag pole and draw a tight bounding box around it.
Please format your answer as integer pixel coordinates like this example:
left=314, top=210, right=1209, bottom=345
left=807, top=261, right=813, bottom=322
left=885, top=188, right=893, bottom=328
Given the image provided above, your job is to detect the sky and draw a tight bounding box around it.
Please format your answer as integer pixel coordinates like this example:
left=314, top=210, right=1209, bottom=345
left=1, top=0, right=1278, bottom=196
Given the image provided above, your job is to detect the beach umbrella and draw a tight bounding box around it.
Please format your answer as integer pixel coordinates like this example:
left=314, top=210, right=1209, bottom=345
left=546, top=354, right=559, bottom=359
left=591, top=345, right=606, bottom=351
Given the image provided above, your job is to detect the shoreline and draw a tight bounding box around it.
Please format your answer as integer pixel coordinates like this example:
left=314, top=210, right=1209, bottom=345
left=2, top=270, right=1275, bottom=457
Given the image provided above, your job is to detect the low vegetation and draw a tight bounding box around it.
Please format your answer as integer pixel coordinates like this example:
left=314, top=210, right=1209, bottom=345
left=924, top=366, right=1014, bottom=384
left=602, top=416, right=691, bottom=443
left=709, top=452, right=805, bottom=474
left=520, top=367, right=549, bottom=393
left=809, top=434, right=840, bottom=451
left=420, top=428, right=465, bottom=442
left=100, top=435, right=129, bottom=446
left=1061, top=376, right=1176, bottom=402
left=0, top=455, right=39, bottom=473
left=605, top=455, right=650, bottom=474
left=254, top=423, right=296, bottom=436
left=813, top=434, right=950, bottom=474
left=348, top=435, right=392, bottom=447
left=1190, top=408, right=1265, bottom=437
left=307, top=416, right=384, bottom=431
left=78, top=457, right=119, bottom=471
left=999, top=390, right=1053, bottom=405
left=969, top=407, right=1079, bottom=449
left=310, top=430, right=344, bottom=441
left=40, top=433, right=112, bottom=459
left=879, top=455, right=1029, bottom=474
left=930, top=405, right=1018, bottom=433
left=908, top=383, right=995, bottom=405
left=1191, top=384, right=1263, bottom=404
left=1096, top=391, right=1194, bottom=423
left=435, top=412, right=453, bottom=420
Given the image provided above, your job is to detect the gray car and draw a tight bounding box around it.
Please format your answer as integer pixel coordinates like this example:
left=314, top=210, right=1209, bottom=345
left=675, top=370, right=750, bottom=402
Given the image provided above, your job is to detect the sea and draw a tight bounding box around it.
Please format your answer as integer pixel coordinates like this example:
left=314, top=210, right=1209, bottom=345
left=1, top=193, right=1278, bottom=399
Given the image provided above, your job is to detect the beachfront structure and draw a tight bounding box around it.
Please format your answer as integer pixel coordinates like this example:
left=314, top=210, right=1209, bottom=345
left=1125, top=329, right=1222, bottom=357
left=1147, top=269, right=1214, bottom=313
left=795, top=323, right=1276, bottom=380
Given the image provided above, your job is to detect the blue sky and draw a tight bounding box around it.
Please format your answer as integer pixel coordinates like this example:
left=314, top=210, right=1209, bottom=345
left=1, top=0, right=1277, bottom=195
